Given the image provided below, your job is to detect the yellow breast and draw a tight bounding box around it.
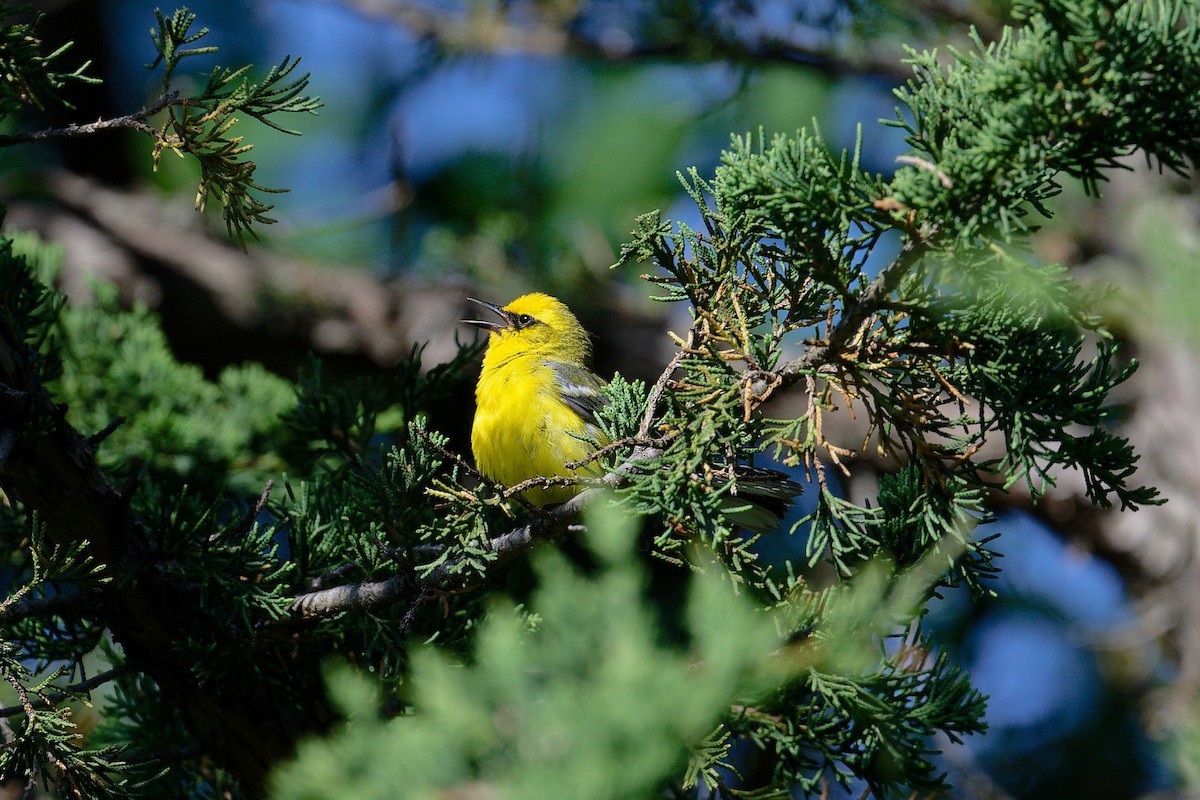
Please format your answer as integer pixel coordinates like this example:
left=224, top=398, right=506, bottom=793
left=471, top=355, right=601, bottom=506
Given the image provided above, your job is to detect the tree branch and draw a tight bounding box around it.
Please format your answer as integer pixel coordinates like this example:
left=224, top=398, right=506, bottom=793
left=0, top=665, right=134, bottom=718
left=9, top=171, right=441, bottom=369
left=288, top=485, right=598, bottom=619
left=332, top=0, right=922, bottom=81
left=0, top=92, right=179, bottom=147
left=0, top=661, right=37, bottom=733
left=0, top=592, right=86, bottom=626
left=286, top=439, right=670, bottom=623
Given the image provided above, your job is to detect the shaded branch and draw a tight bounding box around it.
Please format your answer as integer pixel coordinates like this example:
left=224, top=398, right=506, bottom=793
left=0, top=665, right=134, bottom=718
left=288, top=485, right=597, bottom=619
left=287, top=430, right=669, bottom=621
left=7, top=171, right=440, bottom=368
left=0, top=92, right=179, bottom=147
left=333, top=0, right=925, bottom=81
left=0, top=591, right=87, bottom=626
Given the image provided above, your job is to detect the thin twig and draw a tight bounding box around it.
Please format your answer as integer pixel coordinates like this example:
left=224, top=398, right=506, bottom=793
left=563, top=435, right=662, bottom=470
left=0, top=92, right=180, bottom=147
left=502, top=474, right=580, bottom=498
left=640, top=348, right=687, bottom=437
left=85, top=416, right=126, bottom=447
left=208, top=480, right=274, bottom=544
left=896, top=154, right=954, bottom=188
left=411, top=424, right=485, bottom=482
left=398, top=583, right=432, bottom=633
left=746, top=229, right=936, bottom=404
left=1, top=664, right=37, bottom=728
left=0, top=665, right=134, bottom=718
left=236, top=481, right=275, bottom=537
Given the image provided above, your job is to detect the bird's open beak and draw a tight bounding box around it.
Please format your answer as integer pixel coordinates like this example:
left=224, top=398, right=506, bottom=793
left=462, top=297, right=515, bottom=332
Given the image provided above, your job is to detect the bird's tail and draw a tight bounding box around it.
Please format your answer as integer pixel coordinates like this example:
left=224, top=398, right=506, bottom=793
left=719, top=466, right=805, bottom=534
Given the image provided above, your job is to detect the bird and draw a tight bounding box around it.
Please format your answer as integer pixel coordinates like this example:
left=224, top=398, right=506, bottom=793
left=465, top=293, right=606, bottom=507
left=464, top=292, right=802, bottom=530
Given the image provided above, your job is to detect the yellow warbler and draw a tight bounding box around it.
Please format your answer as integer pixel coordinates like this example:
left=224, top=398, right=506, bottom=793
left=466, top=293, right=606, bottom=506
left=465, top=292, right=801, bottom=529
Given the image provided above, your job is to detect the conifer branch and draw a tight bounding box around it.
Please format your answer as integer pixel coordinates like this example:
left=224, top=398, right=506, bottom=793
left=0, top=92, right=179, bottom=146
left=284, top=435, right=675, bottom=621
left=745, top=226, right=936, bottom=403
left=0, top=665, right=134, bottom=718
left=287, top=487, right=596, bottom=619
left=0, top=295, right=325, bottom=792
left=285, top=345, right=682, bottom=623
left=0, top=7, right=322, bottom=247
left=1, top=659, right=36, bottom=727
left=0, top=1, right=99, bottom=116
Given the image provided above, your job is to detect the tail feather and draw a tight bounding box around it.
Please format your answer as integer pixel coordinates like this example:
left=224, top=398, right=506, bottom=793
left=719, top=466, right=805, bottom=534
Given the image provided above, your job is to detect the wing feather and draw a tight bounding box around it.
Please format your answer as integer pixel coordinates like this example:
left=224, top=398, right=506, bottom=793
left=547, top=360, right=608, bottom=427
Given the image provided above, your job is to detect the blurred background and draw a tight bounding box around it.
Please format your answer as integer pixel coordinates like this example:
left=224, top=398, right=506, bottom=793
left=8, top=1, right=1200, bottom=797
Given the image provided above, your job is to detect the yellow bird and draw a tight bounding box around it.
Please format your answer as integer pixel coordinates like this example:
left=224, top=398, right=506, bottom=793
left=465, top=293, right=607, bottom=506
left=465, top=292, right=801, bottom=528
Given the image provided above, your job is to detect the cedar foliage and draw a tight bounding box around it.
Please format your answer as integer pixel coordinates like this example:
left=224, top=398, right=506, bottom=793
left=0, top=1, right=1194, bottom=798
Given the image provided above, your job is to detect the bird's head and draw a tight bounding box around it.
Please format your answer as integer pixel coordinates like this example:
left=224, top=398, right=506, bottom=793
left=463, top=293, right=592, bottom=366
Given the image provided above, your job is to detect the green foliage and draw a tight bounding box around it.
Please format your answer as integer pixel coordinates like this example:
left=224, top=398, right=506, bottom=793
left=594, top=372, right=648, bottom=449
left=0, top=644, right=142, bottom=799
left=56, top=296, right=294, bottom=492
left=0, top=0, right=98, bottom=116
left=0, top=6, right=320, bottom=244
left=592, top=0, right=1195, bottom=792
left=927, top=253, right=1149, bottom=507
left=282, top=341, right=482, bottom=473
left=0, top=226, right=489, bottom=797
left=270, top=502, right=784, bottom=800
left=746, top=649, right=984, bottom=796
left=1171, top=697, right=1200, bottom=793
left=0, top=224, right=65, bottom=383
left=615, top=0, right=1174, bottom=560
left=0, top=527, right=135, bottom=798
left=891, top=0, right=1200, bottom=235
left=5, top=229, right=294, bottom=494
left=148, top=8, right=322, bottom=243
left=270, top=505, right=990, bottom=800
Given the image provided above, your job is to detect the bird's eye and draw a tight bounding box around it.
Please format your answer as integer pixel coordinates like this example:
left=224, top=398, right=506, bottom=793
left=516, top=314, right=535, bottom=328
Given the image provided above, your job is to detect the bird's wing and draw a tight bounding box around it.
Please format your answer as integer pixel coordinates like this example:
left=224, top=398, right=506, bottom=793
left=547, top=361, right=608, bottom=427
